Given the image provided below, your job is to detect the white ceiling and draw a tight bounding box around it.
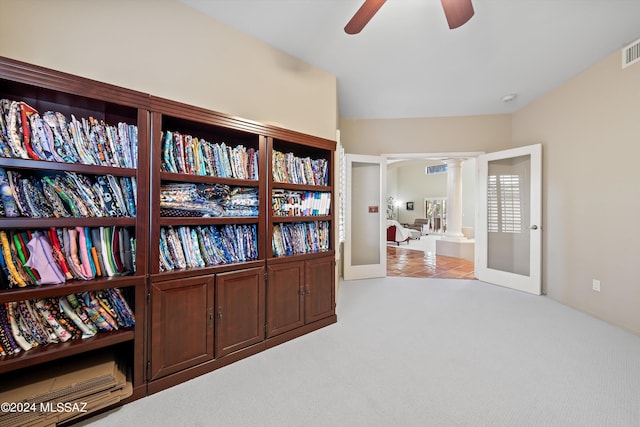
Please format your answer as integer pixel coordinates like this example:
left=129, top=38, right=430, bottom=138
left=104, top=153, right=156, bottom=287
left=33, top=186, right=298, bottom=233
left=179, top=0, right=640, bottom=120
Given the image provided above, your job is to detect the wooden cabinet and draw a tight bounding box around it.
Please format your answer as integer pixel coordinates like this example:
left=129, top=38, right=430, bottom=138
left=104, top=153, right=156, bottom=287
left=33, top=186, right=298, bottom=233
left=266, top=255, right=335, bottom=338
left=266, top=262, right=305, bottom=337
left=304, top=256, right=336, bottom=323
left=148, top=267, right=266, bottom=388
left=149, top=275, right=214, bottom=381
left=215, top=267, right=265, bottom=358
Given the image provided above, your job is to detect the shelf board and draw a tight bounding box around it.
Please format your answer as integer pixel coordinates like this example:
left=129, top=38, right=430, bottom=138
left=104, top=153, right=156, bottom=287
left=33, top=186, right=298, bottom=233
left=271, top=182, right=331, bottom=192
left=150, top=260, right=264, bottom=281
left=0, top=275, right=144, bottom=304
left=158, top=216, right=259, bottom=226
left=160, top=172, right=259, bottom=187
left=0, top=329, right=135, bottom=374
left=0, top=157, right=137, bottom=176
left=271, top=215, right=332, bottom=223
left=0, top=217, right=136, bottom=229
left=268, top=250, right=334, bottom=264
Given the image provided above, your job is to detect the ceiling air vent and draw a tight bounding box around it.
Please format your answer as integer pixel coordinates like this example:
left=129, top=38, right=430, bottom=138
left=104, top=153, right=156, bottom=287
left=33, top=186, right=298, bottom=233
left=622, top=38, right=640, bottom=69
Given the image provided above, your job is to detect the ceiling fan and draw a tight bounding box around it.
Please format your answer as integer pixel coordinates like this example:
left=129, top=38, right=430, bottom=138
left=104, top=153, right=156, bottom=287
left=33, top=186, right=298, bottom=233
left=344, top=0, right=474, bottom=34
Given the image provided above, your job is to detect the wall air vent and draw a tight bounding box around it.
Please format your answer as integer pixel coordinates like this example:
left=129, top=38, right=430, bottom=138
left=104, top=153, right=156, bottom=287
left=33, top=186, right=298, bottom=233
left=622, top=38, right=640, bottom=69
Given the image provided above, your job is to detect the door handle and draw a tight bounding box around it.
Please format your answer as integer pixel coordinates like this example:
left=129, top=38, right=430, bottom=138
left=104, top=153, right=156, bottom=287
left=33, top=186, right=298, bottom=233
left=530, top=225, right=538, bottom=230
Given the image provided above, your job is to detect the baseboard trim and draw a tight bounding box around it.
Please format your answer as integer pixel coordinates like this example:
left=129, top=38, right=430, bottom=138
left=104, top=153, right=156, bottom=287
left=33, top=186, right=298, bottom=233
left=266, top=315, right=337, bottom=349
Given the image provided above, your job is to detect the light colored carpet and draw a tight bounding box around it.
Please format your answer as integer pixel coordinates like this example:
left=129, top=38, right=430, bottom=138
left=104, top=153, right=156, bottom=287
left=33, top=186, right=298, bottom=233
left=80, top=277, right=640, bottom=427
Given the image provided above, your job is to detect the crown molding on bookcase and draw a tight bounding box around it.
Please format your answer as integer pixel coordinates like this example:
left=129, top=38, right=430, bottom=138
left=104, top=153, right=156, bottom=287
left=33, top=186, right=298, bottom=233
left=0, top=56, right=150, bottom=109
left=149, top=96, right=335, bottom=150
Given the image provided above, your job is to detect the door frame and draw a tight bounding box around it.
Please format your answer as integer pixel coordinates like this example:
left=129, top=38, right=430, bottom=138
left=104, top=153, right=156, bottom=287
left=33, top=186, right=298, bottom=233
left=382, top=152, right=483, bottom=275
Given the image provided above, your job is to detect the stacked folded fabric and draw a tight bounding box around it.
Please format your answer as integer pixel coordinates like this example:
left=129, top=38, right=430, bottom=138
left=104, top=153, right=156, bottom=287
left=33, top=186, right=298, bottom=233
left=0, top=288, right=135, bottom=357
left=272, top=150, right=328, bottom=186
left=160, top=183, right=258, bottom=217
left=160, top=183, right=224, bottom=217
left=160, top=130, right=258, bottom=179
left=272, top=221, right=330, bottom=257
left=222, top=187, right=259, bottom=217
left=159, top=224, right=257, bottom=271
left=0, top=99, right=137, bottom=167
left=0, top=167, right=136, bottom=219
left=0, top=227, right=135, bottom=288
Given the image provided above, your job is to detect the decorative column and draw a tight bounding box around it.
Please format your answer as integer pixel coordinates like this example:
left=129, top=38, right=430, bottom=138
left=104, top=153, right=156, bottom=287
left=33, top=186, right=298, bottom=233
left=443, top=158, right=465, bottom=240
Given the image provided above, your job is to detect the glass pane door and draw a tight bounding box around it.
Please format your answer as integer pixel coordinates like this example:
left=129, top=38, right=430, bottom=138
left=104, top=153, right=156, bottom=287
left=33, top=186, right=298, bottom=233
left=487, top=155, right=530, bottom=276
left=344, top=154, right=386, bottom=280
left=476, top=144, right=541, bottom=295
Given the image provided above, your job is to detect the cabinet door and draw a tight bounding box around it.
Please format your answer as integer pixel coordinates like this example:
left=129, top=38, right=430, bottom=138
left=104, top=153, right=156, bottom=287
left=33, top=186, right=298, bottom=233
left=215, top=267, right=265, bottom=358
left=266, top=262, right=305, bottom=338
left=305, top=256, right=335, bottom=324
left=149, top=276, right=214, bottom=380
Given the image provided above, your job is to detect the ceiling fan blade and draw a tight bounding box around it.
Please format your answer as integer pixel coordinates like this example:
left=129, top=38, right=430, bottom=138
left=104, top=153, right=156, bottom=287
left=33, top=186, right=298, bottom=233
left=344, top=0, right=387, bottom=35
left=441, top=0, right=475, bottom=29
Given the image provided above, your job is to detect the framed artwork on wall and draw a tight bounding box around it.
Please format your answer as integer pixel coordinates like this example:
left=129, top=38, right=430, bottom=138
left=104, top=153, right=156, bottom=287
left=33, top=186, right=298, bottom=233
left=406, top=202, right=414, bottom=210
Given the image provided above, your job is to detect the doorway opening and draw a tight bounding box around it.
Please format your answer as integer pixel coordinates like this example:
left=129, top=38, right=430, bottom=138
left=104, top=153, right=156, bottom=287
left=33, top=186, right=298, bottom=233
left=383, top=152, right=481, bottom=279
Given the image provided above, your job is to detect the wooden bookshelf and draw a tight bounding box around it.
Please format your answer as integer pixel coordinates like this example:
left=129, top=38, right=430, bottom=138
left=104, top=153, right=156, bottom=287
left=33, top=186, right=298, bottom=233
left=0, top=56, right=149, bottom=402
left=0, top=56, right=337, bottom=409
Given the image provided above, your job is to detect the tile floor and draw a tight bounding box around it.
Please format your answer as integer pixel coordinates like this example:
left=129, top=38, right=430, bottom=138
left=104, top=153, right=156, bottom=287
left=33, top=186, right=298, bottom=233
left=386, top=245, right=476, bottom=279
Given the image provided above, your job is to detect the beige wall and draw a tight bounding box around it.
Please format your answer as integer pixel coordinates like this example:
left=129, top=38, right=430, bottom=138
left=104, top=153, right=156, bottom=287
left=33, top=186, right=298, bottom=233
left=339, top=115, right=512, bottom=155
left=0, top=0, right=337, bottom=140
left=513, top=51, right=640, bottom=335
left=392, top=161, right=447, bottom=224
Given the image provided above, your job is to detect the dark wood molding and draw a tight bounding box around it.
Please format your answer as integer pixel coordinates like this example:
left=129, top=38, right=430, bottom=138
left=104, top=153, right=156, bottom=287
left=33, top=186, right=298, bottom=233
left=0, top=56, right=150, bottom=108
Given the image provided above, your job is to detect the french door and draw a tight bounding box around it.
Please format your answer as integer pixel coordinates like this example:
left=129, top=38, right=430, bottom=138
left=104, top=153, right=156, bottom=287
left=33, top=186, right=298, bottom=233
left=343, top=154, right=386, bottom=280
left=476, top=144, right=542, bottom=295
